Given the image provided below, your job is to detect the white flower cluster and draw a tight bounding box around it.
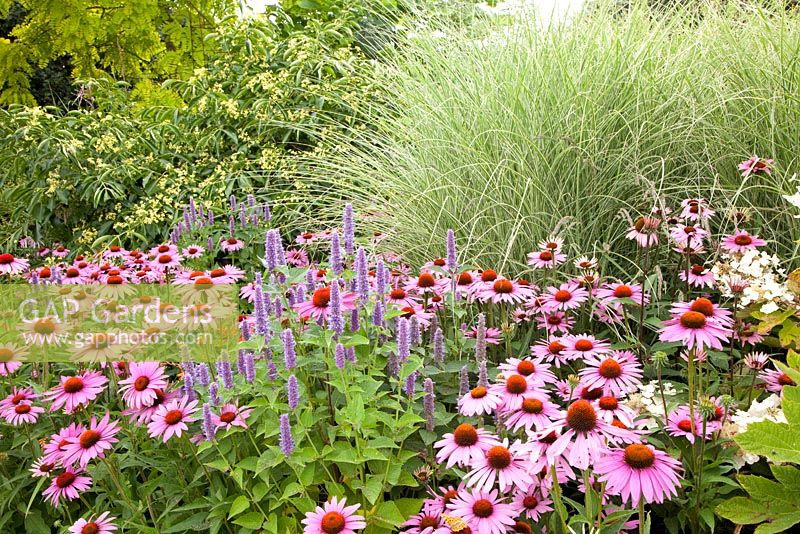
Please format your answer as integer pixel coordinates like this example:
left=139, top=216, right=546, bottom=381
left=726, top=394, right=786, bottom=467
left=712, top=250, right=795, bottom=313
left=624, top=380, right=677, bottom=419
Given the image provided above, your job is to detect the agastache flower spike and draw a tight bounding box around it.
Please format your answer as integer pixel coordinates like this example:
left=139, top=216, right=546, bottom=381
left=244, top=352, right=255, bottom=383
left=239, top=204, right=247, bottom=229
left=475, top=313, right=487, bottom=362
left=447, top=229, right=458, bottom=273
left=279, top=414, right=294, bottom=456
left=424, top=378, right=435, bottom=431
left=263, top=202, right=271, bottom=221
left=355, top=247, right=370, bottom=304
left=287, top=375, right=299, bottom=410
left=330, top=232, right=343, bottom=275
left=410, top=316, right=421, bottom=347
left=195, top=363, right=210, bottom=387
left=228, top=215, right=236, bottom=237
left=230, top=194, right=237, bottom=211
left=282, top=329, right=297, bottom=369
left=375, top=259, right=388, bottom=296
left=396, top=317, right=411, bottom=364
left=273, top=297, right=283, bottom=319
left=208, top=209, right=214, bottom=226
left=328, top=281, right=344, bottom=338
left=335, top=343, right=346, bottom=370
left=433, top=328, right=445, bottom=365
left=208, top=382, right=220, bottom=405
left=305, top=268, right=316, bottom=293
left=373, top=298, right=385, bottom=328
left=350, top=308, right=360, bottom=332
left=202, top=403, right=216, bottom=441
left=207, top=236, right=214, bottom=252
left=217, top=361, right=234, bottom=389
left=343, top=203, right=355, bottom=256
left=405, top=372, right=417, bottom=397
left=459, top=366, right=470, bottom=395
left=346, top=346, right=356, bottom=363
left=265, top=349, right=278, bottom=380
left=478, top=360, right=488, bottom=388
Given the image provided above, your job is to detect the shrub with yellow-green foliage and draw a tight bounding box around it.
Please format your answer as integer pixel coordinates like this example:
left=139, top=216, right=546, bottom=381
left=0, top=15, right=380, bottom=247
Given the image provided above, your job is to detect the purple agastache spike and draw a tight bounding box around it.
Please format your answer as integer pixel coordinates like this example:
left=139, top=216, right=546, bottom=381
left=189, top=197, right=197, bottom=221
left=207, top=236, right=214, bottom=252
left=195, top=363, right=211, bottom=387
left=305, top=268, right=316, bottom=293
left=350, top=308, right=360, bottom=332
left=475, top=313, right=487, bottom=362
left=182, top=364, right=196, bottom=400
left=295, top=285, right=306, bottom=304
left=217, top=361, right=234, bottom=389
left=273, top=296, right=283, bottom=319
left=282, top=329, right=297, bottom=369
left=208, top=209, right=215, bottom=226
left=240, top=319, right=251, bottom=342
left=447, top=229, right=457, bottom=273
left=229, top=195, right=237, bottom=211
left=396, top=317, right=411, bottom=364
left=343, top=203, right=355, bottom=255
left=345, top=346, right=356, bottom=363
left=335, top=343, right=346, bottom=370
left=250, top=212, right=259, bottom=226
left=279, top=414, right=294, bottom=456
left=404, top=372, right=417, bottom=397
left=375, top=259, right=388, bottom=296
left=253, top=273, right=269, bottom=336
left=328, top=281, right=344, bottom=338
left=240, top=203, right=247, bottom=229
left=30, top=271, right=39, bottom=285
left=264, top=231, right=278, bottom=270
left=286, top=288, right=297, bottom=307
left=387, top=352, right=400, bottom=378
left=287, top=375, right=299, bottom=410
left=244, top=352, right=255, bottom=383
left=267, top=353, right=278, bottom=380
left=228, top=215, right=236, bottom=237
left=202, top=404, right=216, bottom=441
left=478, top=360, right=488, bottom=388
left=409, top=316, right=421, bottom=347
left=263, top=202, right=271, bottom=221
left=183, top=209, right=191, bottom=230
left=372, top=298, right=385, bottom=328
left=208, top=382, right=220, bottom=405
left=355, top=247, right=369, bottom=304
left=433, top=328, right=445, bottom=365
left=237, top=350, right=247, bottom=375
left=459, top=366, right=470, bottom=395
left=197, top=202, right=204, bottom=223
left=424, top=378, right=435, bottom=431
left=247, top=194, right=255, bottom=207
left=329, top=232, right=343, bottom=275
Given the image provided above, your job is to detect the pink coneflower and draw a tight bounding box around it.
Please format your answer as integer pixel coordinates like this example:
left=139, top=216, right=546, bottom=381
left=527, top=249, right=566, bottom=269
left=679, top=198, right=715, bottom=221
left=30, top=458, right=59, bottom=478
left=446, top=488, right=517, bottom=534
left=220, top=237, right=245, bottom=253
left=530, top=337, right=569, bottom=368
left=68, top=511, right=118, bottom=534
left=595, top=282, right=649, bottom=307
left=386, top=287, right=421, bottom=309
left=2, top=401, right=44, bottom=425
left=149, top=243, right=178, bottom=256
left=541, top=282, right=588, bottom=312
left=286, top=248, right=309, bottom=267
left=0, top=343, right=26, bottom=376
left=0, top=252, right=29, bottom=275
left=0, top=386, right=37, bottom=411
left=423, top=484, right=465, bottom=516
left=52, top=245, right=70, bottom=258
left=511, top=488, right=553, bottom=522
left=721, top=230, right=767, bottom=253
left=543, top=400, right=637, bottom=470
left=458, top=386, right=502, bottom=417
left=538, top=236, right=564, bottom=252
left=405, top=272, right=450, bottom=296
left=61, top=413, right=120, bottom=467
left=464, top=326, right=502, bottom=345
left=302, top=496, right=366, bottom=534
left=498, top=357, right=557, bottom=386
left=659, top=300, right=732, bottom=351
left=625, top=216, right=660, bottom=248
left=562, top=333, right=611, bottom=360
left=490, top=374, right=538, bottom=412
left=666, top=406, right=710, bottom=443
left=42, top=423, right=84, bottom=464
left=401, top=509, right=449, bottom=534
left=476, top=278, right=533, bottom=304
left=147, top=397, right=199, bottom=442
left=504, top=394, right=561, bottom=433
left=118, top=362, right=169, bottom=409
left=181, top=245, right=205, bottom=258
left=735, top=323, right=765, bottom=346
left=102, top=245, right=127, bottom=258
left=670, top=224, right=708, bottom=247
left=592, top=395, right=637, bottom=427
left=151, top=252, right=183, bottom=270
left=744, top=351, right=770, bottom=370
left=45, top=371, right=108, bottom=413
left=679, top=264, right=715, bottom=288
left=398, top=304, right=435, bottom=328
left=738, top=155, right=773, bottom=178
left=293, top=286, right=358, bottom=321
left=211, top=403, right=253, bottom=430
left=123, top=388, right=178, bottom=425
left=295, top=231, right=318, bottom=244
left=60, top=266, right=87, bottom=284
left=594, top=444, right=682, bottom=506
left=434, top=423, right=501, bottom=468
left=535, top=311, right=574, bottom=334
left=579, top=351, right=643, bottom=397
left=465, top=438, right=533, bottom=492
left=574, top=256, right=598, bottom=270
left=43, top=467, right=92, bottom=507
left=760, top=367, right=796, bottom=393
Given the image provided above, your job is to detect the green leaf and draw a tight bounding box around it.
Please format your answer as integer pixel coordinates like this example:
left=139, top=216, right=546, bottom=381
left=228, top=495, right=250, bottom=519
left=233, top=512, right=265, bottom=530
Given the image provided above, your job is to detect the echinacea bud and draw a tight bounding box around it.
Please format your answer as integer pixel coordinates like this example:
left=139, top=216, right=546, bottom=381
left=404, top=372, right=417, bottom=397
left=478, top=360, right=488, bottom=388
left=396, top=317, right=411, bottom=363
left=208, top=382, right=220, bottom=405
left=355, top=247, right=370, bottom=304
left=459, top=366, right=470, bottom=395
left=279, top=414, right=294, bottom=456
left=372, top=298, right=385, bottom=328
left=567, top=374, right=581, bottom=389
left=330, top=232, right=343, bottom=275
left=202, top=403, right=216, bottom=441
left=433, top=328, right=445, bottom=365
left=217, top=361, right=234, bottom=389
left=287, top=375, right=299, bottom=410
left=698, top=396, right=715, bottom=421
left=475, top=313, right=487, bottom=362
left=343, top=203, right=355, bottom=256
left=447, top=229, right=458, bottom=274
left=328, top=281, right=344, bottom=338
left=652, top=351, right=668, bottom=368
left=423, top=378, right=435, bottom=431
left=282, top=329, right=297, bottom=369
left=335, top=343, right=346, bottom=370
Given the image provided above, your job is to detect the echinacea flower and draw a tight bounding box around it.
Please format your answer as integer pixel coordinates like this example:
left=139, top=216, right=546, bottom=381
left=68, top=511, right=117, bottom=534
left=625, top=216, right=660, bottom=248
left=669, top=224, right=708, bottom=247
left=511, top=488, right=553, bottom=522
left=181, top=245, right=205, bottom=258
left=61, top=413, right=120, bottom=467
left=527, top=249, right=566, bottom=269
left=293, top=286, right=358, bottom=321
left=401, top=508, right=450, bottom=534
left=302, top=496, right=366, bottom=534
left=151, top=252, right=183, bottom=270
left=535, top=311, right=574, bottom=334
left=574, top=256, right=598, bottom=270
left=476, top=278, right=533, bottom=304
left=0, top=252, right=30, bottom=274
left=434, top=423, right=501, bottom=468
left=147, top=397, right=199, bottom=442
left=679, top=264, right=715, bottom=288
left=42, top=423, right=84, bottom=464
left=595, top=282, right=649, bottom=307
left=541, top=282, right=588, bottom=311
left=562, top=333, right=611, bottom=360
left=738, top=156, right=773, bottom=178
left=666, top=406, right=711, bottom=444
left=659, top=298, right=732, bottom=351
left=458, top=386, right=502, bottom=417
left=446, top=488, right=517, bottom=534
left=118, top=362, right=169, bottom=409
left=490, top=374, right=539, bottom=412
left=530, top=337, right=569, bottom=367
left=211, top=403, right=253, bottom=430
left=578, top=351, right=643, bottom=397
left=386, top=287, right=421, bottom=308
left=30, top=458, right=59, bottom=478
left=592, top=395, right=637, bottom=427
left=45, top=371, right=108, bottom=413
left=721, top=230, right=767, bottom=253
left=594, top=444, right=682, bottom=506
left=220, top=237, right=245, bottom=253
left=760, top=368, right=796, bottom=393
left=465, top=438, right=534, bottom=493
left=744, top=351, right=770, bottom=370
left=42, top=468, right=92, bottom=507
left=2, top=401, right=44, bottom=425
left=503, top=394, right=562, bottom=433
left=405, top=272, right=450, bottom=296
left=679, top=198, right=715, bottom=221
left=0, top=343, right=27, bottom=376
left=497, top=357, right=557, bottom=386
